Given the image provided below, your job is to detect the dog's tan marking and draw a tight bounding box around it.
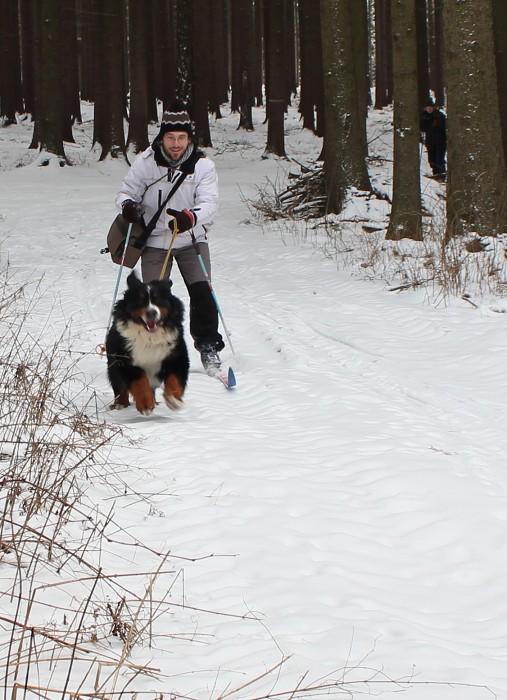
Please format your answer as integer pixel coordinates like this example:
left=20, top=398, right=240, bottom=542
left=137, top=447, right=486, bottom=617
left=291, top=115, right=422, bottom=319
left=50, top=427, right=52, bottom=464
left=130, top=374, right=156, bottom=415
left=163, top=374, right=184, bottom=409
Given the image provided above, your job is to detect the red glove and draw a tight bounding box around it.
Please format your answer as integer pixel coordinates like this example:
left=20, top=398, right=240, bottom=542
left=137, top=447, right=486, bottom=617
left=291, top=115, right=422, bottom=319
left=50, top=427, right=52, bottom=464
left=167, top=208, right=196, bottom=233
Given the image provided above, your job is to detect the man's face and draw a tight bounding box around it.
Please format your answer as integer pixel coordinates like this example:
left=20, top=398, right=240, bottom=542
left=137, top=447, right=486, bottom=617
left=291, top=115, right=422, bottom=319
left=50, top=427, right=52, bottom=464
left=425, top=105, right=434, bottom=113
left=162, top=131, right=191, bottom=160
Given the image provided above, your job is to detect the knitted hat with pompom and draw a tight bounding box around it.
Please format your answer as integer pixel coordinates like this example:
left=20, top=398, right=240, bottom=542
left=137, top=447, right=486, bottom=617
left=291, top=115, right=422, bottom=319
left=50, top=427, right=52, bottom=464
left=155, top=102, right=194, bottom=140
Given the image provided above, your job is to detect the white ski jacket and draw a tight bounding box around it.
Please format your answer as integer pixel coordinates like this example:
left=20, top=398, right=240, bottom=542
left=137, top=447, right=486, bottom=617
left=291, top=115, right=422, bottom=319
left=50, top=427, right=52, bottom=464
left=116, top=146, right=218, bottom=251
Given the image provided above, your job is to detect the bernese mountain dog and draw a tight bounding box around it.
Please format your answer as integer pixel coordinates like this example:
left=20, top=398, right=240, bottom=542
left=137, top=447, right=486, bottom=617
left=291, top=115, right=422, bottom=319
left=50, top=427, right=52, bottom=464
left=106, top=272, right=189, bottom=415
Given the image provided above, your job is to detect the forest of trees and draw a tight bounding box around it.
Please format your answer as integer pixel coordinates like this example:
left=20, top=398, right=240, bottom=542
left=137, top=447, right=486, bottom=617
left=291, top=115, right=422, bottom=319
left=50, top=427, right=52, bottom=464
left=0, top=0, right=506, bottom=243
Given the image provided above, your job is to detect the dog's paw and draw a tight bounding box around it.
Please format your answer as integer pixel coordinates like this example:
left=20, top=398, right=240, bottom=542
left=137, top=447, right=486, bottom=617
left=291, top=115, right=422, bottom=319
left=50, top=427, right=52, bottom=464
left=109, top=400, right=129, bottom=410
left=164, top=393, right=184, bottom=410
left=133, top=394, right=155, bottom=415
left=138, top=406, right=154, bottom=416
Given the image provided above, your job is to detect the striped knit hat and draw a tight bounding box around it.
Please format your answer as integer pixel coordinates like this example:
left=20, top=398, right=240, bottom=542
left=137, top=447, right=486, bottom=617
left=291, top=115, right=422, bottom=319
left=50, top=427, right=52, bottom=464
left=156, top=103, right=194, bottom=139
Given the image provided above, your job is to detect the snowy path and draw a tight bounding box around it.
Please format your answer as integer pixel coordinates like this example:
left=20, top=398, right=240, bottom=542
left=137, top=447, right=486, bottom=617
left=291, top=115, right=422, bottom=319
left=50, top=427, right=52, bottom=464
left=2, top=127, right=507, bottom=699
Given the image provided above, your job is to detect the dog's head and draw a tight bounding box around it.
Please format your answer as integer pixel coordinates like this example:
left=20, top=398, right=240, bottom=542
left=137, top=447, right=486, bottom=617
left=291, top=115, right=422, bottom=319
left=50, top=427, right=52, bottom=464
left=115, top=272, right=184, bottom=332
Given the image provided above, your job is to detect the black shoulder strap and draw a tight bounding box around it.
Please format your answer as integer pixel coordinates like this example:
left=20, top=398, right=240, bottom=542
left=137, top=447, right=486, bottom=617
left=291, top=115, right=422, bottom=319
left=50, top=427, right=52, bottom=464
left=135, top=169, right=187, bottom=248
left=135, top=148, right=206, bottom=249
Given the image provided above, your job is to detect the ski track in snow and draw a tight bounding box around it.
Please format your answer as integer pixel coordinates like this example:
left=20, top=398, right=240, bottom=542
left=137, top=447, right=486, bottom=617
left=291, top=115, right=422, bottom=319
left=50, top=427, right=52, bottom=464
left=2, top=133, right=507, bottom=699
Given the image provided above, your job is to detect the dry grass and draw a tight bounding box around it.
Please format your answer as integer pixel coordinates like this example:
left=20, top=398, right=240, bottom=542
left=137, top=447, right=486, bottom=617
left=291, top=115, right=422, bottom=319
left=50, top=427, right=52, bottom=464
left=0, top=262, right=497, bottom=700
left=0, top=265, right=189, bottom=699
left=246, top=164, right=507, bottom=304
left=0, top=265, right=303, bottom=700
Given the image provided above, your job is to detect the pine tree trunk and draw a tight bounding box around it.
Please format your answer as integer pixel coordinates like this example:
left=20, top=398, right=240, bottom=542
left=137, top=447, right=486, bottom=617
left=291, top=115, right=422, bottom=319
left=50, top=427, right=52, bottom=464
left=231, top=0, right=255, bottom=129
left=143, top=3, right=158, bottom=124
left=176, top=0, right=192, bottom=105
left=0, top=0, right=24, bottom=122
left=19, top=0, right=36, bottom=115
left=444, top=0, right=507, bottom=239
left=127, top=0, right=149, bottom=153
left=79, top=0, right=97, bottom=103
left=320, top=0, right=371, bottom=213
left=208, top=0, right=229, bottom=115
left=35, top=0, right=67, bottom=162
left=386, top=0, right=422, bottom=240
left=374, top=0, right=393, bottom=108
left=428, top=0, right=445, bottom=104
left=61, top=0, right=81, bottom=139
left=252, top=0, right=264, bottom=106
left=284, top=0, right=297, bottom=99
left=298, top=0, right=324, bottom=135
left=415, top=0, right=430, bottom=106
left=350, top=0, right=372, bottom=192
left=92, top=0, right=127, bottom=160
left=160, top=0, right=179, bottom=112
left=263, top=0, right=287, bottom=157
left=191, top=0, right=213, bottom=146
left=492, top=0, right=507, bottom=167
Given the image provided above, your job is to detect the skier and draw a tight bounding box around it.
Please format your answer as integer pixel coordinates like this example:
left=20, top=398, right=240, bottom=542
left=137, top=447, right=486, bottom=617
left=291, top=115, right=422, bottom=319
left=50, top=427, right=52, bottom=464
left=116, top=103, right=224, bottom=375
left=420, top=99, right=447, bottom=181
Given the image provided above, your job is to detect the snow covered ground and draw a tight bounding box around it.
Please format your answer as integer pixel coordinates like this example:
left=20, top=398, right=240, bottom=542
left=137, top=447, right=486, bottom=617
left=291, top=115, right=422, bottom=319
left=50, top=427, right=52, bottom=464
left=1, top=103, right=507, bottom=699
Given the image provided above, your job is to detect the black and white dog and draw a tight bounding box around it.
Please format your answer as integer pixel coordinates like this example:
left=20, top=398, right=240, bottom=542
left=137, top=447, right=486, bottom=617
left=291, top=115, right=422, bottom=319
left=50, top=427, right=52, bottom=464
left=105, top=272, right=189, bottom=415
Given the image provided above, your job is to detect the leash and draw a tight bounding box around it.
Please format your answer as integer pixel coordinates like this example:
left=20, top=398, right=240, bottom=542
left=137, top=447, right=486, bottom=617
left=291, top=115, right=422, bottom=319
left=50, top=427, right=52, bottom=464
left=97, top=223, right=133, bottom=356
left=190, top=229, right=235, bottom=355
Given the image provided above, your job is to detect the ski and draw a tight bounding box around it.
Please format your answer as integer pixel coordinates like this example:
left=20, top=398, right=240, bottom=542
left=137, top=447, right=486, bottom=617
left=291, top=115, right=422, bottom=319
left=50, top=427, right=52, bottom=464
left=215, top=366, right=237, bottom=390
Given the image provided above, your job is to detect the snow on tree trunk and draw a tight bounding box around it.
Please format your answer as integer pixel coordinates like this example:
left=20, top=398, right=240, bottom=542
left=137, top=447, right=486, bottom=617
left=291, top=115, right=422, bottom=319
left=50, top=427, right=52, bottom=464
left=320, top=0, right=371, bottom=214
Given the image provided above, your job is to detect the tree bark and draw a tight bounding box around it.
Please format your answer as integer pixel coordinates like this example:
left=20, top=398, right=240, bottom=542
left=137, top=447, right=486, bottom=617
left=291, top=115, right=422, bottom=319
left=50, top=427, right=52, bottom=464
left=143, top=2, right=158, bottom=123
left=252, top=0, right=264, bottom=106
left=374, top=0, right=393, bottom=108
left=92, top=0, right=127, bottom=160
left=176, top=0, right=192, bottom=105
left=428, top=0, right=445, bottom=104
left=208, top=0, right=229, bottom=116
left=127, top=0, right=149, bottom=153
left=230, top=0, right=255, bottom=129
left=444, top=0, right=507, bottom=239
left=0, top=0, right=24, bottom=122
left=415, top=0, right=430, bottom=107
left=492, top=0, right=507, bottom=166
left=284, top=0, right=297, bottom=99
left=263, top=0, right=287, bottom=157
left=19, top=0, right=36, bottom=115
left=191, top=0, right=213, bottom=146
left=350, top=0, right=372, bottom=191
left=298, top=0, right=324, bottom=136
left=79, top=0, right=97, bottom=103
left=33, top=0, right=67, bottom=162
left=386, top=0, right=422, bottom=240
left=320, top=0, right=371, bottom=213
left=61, top=0, right=81, bottom=139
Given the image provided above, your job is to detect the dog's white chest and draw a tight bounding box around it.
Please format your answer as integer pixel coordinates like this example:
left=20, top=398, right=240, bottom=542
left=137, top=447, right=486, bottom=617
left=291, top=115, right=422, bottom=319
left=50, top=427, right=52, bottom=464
left=119, top=323, right=179, bottom=388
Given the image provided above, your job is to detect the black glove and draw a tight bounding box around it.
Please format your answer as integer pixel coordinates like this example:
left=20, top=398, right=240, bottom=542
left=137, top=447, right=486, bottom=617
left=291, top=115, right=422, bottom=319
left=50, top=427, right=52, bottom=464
left=166, top=208, right=196, bottom=233
left=122, top=199, right=143, bottom=223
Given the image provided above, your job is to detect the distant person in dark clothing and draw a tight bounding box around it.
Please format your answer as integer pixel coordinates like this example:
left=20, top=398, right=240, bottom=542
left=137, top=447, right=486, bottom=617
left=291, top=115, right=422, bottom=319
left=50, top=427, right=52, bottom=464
left=420, top=99, right=447, bottom=180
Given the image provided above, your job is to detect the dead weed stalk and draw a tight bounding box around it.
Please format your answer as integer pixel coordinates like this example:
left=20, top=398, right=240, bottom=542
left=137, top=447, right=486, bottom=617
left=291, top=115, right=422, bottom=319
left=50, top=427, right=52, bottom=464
left=246, top=165, right=507, bottom=303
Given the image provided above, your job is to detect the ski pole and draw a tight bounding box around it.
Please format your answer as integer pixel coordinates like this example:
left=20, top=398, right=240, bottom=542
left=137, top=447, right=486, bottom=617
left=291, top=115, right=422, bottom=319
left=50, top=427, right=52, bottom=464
left=190, top=230, right=235, bottom=355
left=109, top=223, right=133, bottom=324
left=98, top=223, right=133, bottom=355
